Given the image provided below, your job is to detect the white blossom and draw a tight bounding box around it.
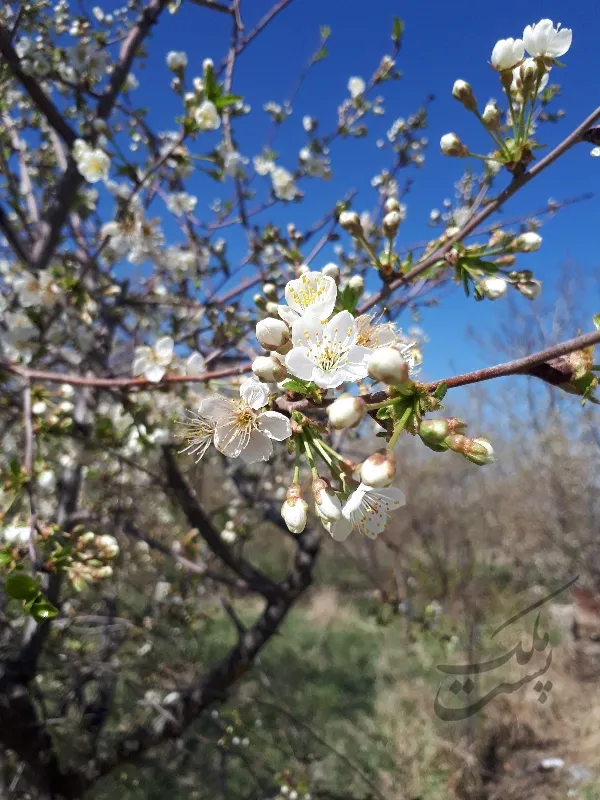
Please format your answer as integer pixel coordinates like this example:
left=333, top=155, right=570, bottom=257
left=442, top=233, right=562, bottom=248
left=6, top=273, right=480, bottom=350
left=348, top=76, right=366, bottom=99
left=286, top=310, right=372, bottom=389
left=480, top=276, right=508, bottom=299
left=73, top=139, right=110, bottom=183
left=132, top=336, right=175, bottom=383
left=201, top=378, right=291, bottom=463
left=271, top=166, right=298, bottom=201
left=278, top=271, right=337, bottom=325
left=194, top=100, right=221, bottom=131
left=341, top=483, right=406, bottom=539
left=523, top=19, right=572, bottom=58
left=166, top=50, right=187, bottom=70
left=13, top=271, right=61, bottom=308
left=491, top=37, right=524, bottom=70
left=166, top=192, right=197, bottom=216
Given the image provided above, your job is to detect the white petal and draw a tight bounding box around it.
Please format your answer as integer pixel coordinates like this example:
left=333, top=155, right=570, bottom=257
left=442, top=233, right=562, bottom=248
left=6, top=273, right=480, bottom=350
left=329, top=517, right=353, bottom=541
left=285, top=346, right=315, bottom=381
left=155, top=336, right=174, bottom=364
left=239, top=430, right=273, bottom=463
left=284, top=272, right=336, bottom=318
left=186, top=352, right=206, bottom=374
left=378, top=486, right=406, bottom=509
left=278, top=305, right=299, bottom=325
left=200, top=394, right=235, bottom=422
left=290, top=313, right=325, bottom=349
left=549, top=27, right=572, bottom=57
left=132, top=351, right=150, bottom=376
left=342, top=345, right=372, bottom=379
left=144, top=363, right=166, bottom=383
left=324, top=310, right=357, bottom=347
left=342, top=487, right=368, bottom=519
left=311, top=367, right=342, bottom=389
left=257, top=411, right=292, bottom=441
left=240, top=377, right=270, bottom=409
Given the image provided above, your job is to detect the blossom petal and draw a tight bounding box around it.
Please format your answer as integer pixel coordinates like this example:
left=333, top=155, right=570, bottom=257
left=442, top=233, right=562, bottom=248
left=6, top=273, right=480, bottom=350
left=257, top=411, right=292, bottom=441
left=278, top=305, right=300, bottom=326
left=144, top=363, right=166, bottom=383
left=239, top=430, right=273, bottom=463
left=240, top=376, right=270, bottom=409
left=549, top=27, right=572, bottom=57
left=329, top=517, right=353, bottom=541
left=186, top=352, right=206, bottom=374
left=133, top=350, right=151, bottom=376
left=155, top=336, right=174, bottom=364
left=324, top=310, right=357, bottom=348
left=200, top=394, right=235, bottom=422
left=285, top=346, right=315, bottom=381
left=284, top=272, right=336, bottom=319
left=340, top=345, right=372, bottom=380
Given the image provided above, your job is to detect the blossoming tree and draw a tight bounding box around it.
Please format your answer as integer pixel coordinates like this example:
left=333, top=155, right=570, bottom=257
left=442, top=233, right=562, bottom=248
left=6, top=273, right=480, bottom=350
left=0, top=2, right=598, bottom=797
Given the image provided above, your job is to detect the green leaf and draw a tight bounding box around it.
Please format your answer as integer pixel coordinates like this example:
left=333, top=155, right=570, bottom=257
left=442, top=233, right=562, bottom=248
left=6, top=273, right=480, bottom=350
left=391, top=17, right=404, bottom=45
left=203, top=66, right=219, bottom=102
left=320, top=25, right=331, bottom=41
left=0, top=552, right=12, bottom=566
left=31, top=599, right=58, bottom=621
left=5, top=573, right=39, bottom=601
left=314, top=46, right=328, bottom=63
left=282, top=377, right=318, bottom=396
left=214, top=94, right=243, bottom=110
left=593, top=313, right=600, bottom=331
left=433, top=381, right=448, bottom=401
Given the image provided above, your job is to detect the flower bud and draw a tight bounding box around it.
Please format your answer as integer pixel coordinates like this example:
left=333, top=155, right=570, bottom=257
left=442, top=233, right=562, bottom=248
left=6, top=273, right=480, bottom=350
left=252, top=355, right=287, bottom=383
left=339, top=210, right=362, bottom=235
left=360, top=449, right=396, bottom=488
left=482, top=100, right=501, bottom=129
left=262, top=282, right=277, bottom=300
left=202, top=57, right=214, bottom=72
left=96, top=534, right=120, bottom=558
left=367, top=347, right=409, bottom=385
left=452, top=80, right=477, bottom=112
left=256, top=317, right=290, bottom=350
left=166, top=51, right=187, bottom=71
left=382, top=210, right=402, bottom=236
left=281, top=484, right=308, bottom=533
left=384, top=197, right=400, bottom=213
left=496, top=254, right=516, bottom=266
left=312, top=478, right=342, bottom=522
left=568, top=348, right=593, bottom=380
left=440, top=132, right=468, bottom=157
left=445, top=433, right=468, bottom=453
left=516, top=279, right=542, bottom=299
left=513, top=231, right=542, bottom=252
left=480, top=276, right=508, bottom=300
left=296, top=264, right=310, bottom=276
left=253, top=293, right=267, bottom=309
left=327, top=394, right=366, bottom=429
left=464, top=437, right=495, bottom=466
left=348, top=275, right=364, bottom=293
left=192, top=76, right=204, bottom=93
left=321, top=262, right=340, bottom=281
left=265, top=301, right=279, bottom=316
left=419, top=418, right=467, bottom=445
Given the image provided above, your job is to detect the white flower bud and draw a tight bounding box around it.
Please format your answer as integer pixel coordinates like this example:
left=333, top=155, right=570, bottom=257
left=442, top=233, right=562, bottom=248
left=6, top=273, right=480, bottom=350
left=321, top=262, right=340, bottom=281
left=265, top=301, right=279, bottom=316
left=384, top=197, right=400, bottom=213
left=367, top=347, right=409, bottom=385
left=491, top=37, right=524, bottom=71
left=252, top=355, right=287, bottom=383
left=281, top=484, right=308, bottom=533
left=466, top=437, right=495, bottom=466
left=327, top=394, right=366, bottom=429
left=517, top=279, right=542, bottom=299
left=452, top=80, right=477, bottom=111
left=480, top=276, right=508, bottom=300
left=256, top=317, right=290, bottom=350
left=202, top=58, right=214, bottom=72
left=348, top=275, right=364, bottom=293
left=96, top=534, right=120, bottom=558
left=166, top=51, right=187, bottom=71
left=192, top=76, right=204, bottom=93
left=360, top=450, right=396, bottom=488
left=339, top=210, right=362, bottom=234
left=262, top=282, right=277, bottom=299
left=440, top=132, right=468, bottom=157
left=482, top=100, right=502, bottom=129
left=382, top=210, right=402, bottom=236
left=296, top=264, right=311, bottom=276
left=254, top=293, right=267, bottom=309
left=312, top=479, right=342, bottom=522
left=513, top=232, right=542, bottom=252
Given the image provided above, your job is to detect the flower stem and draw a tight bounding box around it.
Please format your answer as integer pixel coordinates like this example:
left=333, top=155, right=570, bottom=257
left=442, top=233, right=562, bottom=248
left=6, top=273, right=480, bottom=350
left=302, top=435, right=319, bottom=479
left=293, top=438, right=301, bottom=484
left=365, top=397, right=395, bottom=412
left=388, top=404, right=413, bottom=450
left=356, top=234, right=385, bottom=271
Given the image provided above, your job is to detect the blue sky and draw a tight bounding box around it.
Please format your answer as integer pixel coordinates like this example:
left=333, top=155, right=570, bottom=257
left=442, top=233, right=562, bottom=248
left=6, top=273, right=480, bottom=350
left=117, top=0, right=600, bottom=387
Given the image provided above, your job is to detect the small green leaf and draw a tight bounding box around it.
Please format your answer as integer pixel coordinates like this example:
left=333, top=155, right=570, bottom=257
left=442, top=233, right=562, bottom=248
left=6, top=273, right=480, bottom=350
left=31, top=599, right=58, bottom=621
left=314, top=46, right=328, bottom=63
left=320, top=25, right=331, bottom=41
left=282, top=377, right=317, bottom=396
left=0, top=552, right=12, bottom=566
left=391, top=17, right=404, bottom=45
left=433, top=381, right=448, bottom=401
left=593, top=313, right=600, bottom=331
left=5, top=573, right=39, bottom=601
left=214, top=94, right=243, bottom=110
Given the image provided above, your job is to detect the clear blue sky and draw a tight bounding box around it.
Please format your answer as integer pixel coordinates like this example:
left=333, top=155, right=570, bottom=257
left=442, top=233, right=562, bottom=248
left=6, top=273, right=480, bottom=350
left=115, top=0, right=600, bottom=385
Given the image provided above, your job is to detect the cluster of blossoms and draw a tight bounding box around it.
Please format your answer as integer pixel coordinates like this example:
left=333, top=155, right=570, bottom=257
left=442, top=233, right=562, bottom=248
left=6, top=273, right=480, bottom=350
left=180, top=268, right=482, bottom=541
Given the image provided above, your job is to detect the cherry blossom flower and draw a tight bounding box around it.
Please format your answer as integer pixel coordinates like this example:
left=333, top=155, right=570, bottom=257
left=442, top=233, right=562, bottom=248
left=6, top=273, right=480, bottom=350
left=341, top=482, right=406, bottom=539
left=13, top=271, right=61, bottom=308
left=166, top=50, right=187, bottom=70
left=271, top=166, right=298, bottom=201
left=348, top=76, right=366, bottom=99
left=133, top=336, right=175, bottom=383
left=73, top=139, right=110, bottom=183
left=286, top=310, right=372, bottom=389
left=166, top=192, right=197, bottom=216
left=201, top=378, right=291, bottom=463
left=194, top=100, right=221, bottom=131
left=523, top=19, right=572, bottom=59
left=277, top=271, right=337, bottom=325
left=491, top=38, right=524, bottom=71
